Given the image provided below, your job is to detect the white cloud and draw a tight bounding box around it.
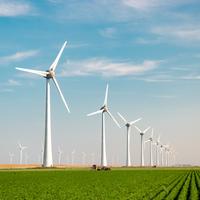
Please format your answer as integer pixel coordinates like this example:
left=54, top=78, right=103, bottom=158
left=0, top=88, right=13, bottom=93
left=152, top=26, right=200, bottom=42
left=122, top=0, right=193, bottom=11
left=0, top=50, right=39, bottom=64
left=67, top=43, right=89, bottom=49
left=153, top=95, right=175, bottom=99
left=99, top=27, right=117, bottom=38
left=135, top=37, right=161, bottom=45
left=181, top=75, right=200, bottom=80
left=0, top=1, right=32, bottom=17
left=60, top=58, right=159, bottom=77
left=7, top=79, right=21, bottom=86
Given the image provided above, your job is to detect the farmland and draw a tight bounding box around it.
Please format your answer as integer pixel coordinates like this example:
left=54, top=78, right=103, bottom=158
left=0, top=168, right=199, bottom=199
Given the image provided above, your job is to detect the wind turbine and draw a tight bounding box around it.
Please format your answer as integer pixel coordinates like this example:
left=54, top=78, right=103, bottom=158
left=16, top=41, right=70, bottom=167
left=82, top=152, right=86, bottom=165
left=90, top=153, right=95, bottom=164
left=87, top=84, right=120, bottom=167
left=144, top=128, right=154, bottom=166
left=160, top=144, right=164, bottom=166
left=135, top=126, right=151, bottom=167
left=25, top=153, right=29, bottom=164
left=58, top=147, right=62, bottom=165
left=9, top=153, right=14, bottom=164
left=117, top=112, right=141, bottom=167
left=18, top=142, right=27, bottom=164
left=71, top=150, right=75, bottom=165
left=155, top=136, right=160, bottom=166
left=163, top=144, right=170, bottom=167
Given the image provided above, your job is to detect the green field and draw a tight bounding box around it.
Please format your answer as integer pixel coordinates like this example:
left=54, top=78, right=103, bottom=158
left=0, top=168, right=199, bottom=199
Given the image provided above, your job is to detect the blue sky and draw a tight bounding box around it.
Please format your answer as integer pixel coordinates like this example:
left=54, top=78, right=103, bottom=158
left=0, top=0, right=200, bottom=165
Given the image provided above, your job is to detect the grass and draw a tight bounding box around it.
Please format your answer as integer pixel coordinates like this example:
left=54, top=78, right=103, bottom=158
left=0, top=168, right=199, bottom=199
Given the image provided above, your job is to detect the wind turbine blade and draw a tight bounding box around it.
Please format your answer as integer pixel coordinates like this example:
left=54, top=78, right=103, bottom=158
left=103, top=84, right=109, bottom=106
left=130, top=118, right=142, bottom=125
left=144, top=126, right=151, bottom=133
left=119, top=124, right=126, bottom=128
left=117, top=112, right=127, bottom=123
left=107, top=110, right=120, bottom=128
left=16, top=67, right=47, bottom=77
left=151, top=128, right=154, bottom=138
left=134, top=125, right=142, bottom=133
left=87, top=110, right=103, bottom=116
left=49, top=41, right=67, bottom=71
left=52, top=77, right=70, bottom=113
left=17, top=141, right=22, bottom=148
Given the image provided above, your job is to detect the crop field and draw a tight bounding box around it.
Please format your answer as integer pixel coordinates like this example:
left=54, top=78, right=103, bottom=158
left=0, top=168, right=199, bottom=199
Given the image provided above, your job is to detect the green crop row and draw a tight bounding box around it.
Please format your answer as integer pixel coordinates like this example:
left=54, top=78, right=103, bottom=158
left=164, top=172, right=189, bottom=199
left=0, top=169, right=198, bottom=199
left=188, top=172, right=199, bottom=200
left=176, top=171, right=192, bottom=199
left=150, top=173, right=187, bottom=200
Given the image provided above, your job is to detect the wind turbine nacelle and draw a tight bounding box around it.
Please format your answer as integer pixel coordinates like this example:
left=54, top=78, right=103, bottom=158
left=46, top=70, right=55, bottom=78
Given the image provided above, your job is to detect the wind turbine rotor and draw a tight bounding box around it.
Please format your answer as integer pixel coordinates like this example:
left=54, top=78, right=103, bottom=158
left=87, top=110, right=103, bottom=116
left=16, top=67, right=48, bottom=77
left=49, top=41, right=67, bottom=71
left=129, top=118, right=142, bottom=125
left=117, top=112, right=127, bottom=124
left=103, top=84, right=109, bottom=106
left=52, top=77, right=70, bottom=113
left=107, top=110, right=120, bottom=128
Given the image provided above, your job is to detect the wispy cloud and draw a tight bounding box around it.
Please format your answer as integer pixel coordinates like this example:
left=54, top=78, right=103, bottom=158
left=6, top=79, right=21, bottom=86
left=60, top=58, right=159, bottom=77
left=67, top=43, right=89, bottom=49
left=0, top=79, right=21, bottom=93
left=181, top=75, right=200, bottom=80
left=0, top=79, right=21, bottom=87
left=0, top=1, right=32, bottom=17
left=0, top=88, right=13, bottom=93
left=135, top=37, right=161, bottom=45
left=152, top=25, right=200, bottom=42
left=153, top=95, right=176, bottom=99
left=99, top=27, right=117, bottom=38
left=0, top=50, right=39, bottom=64
left=122, top=0, right=194, bottom=11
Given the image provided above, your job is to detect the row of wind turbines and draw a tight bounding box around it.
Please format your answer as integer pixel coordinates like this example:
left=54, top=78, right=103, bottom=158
left=15, top=41, right=176, bottom=168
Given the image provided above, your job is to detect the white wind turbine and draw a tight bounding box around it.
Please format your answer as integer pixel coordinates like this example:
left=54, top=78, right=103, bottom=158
left=16, top=41, right=70, bottom=167
left=117, top=112, right=142, bottom=167
left=87, top=84, right=120, bottom=167
left=163, top=144, right=170, bottom=167
left=155, top=136, right=160, bottom=166
left=9, top=153, right=14, bottom=164
left=71, top=150, right=75, bottom=165
left=144, top=128, right=154, bottom=166
left=18, top=142, right=27, bottom=164
left=58, top=147, right=62, bottom=165
left=160, top=144, right=164, bottom=166
left=90, top=153, right=95, bottom=164
left=82, top=152, right=86, bottom=165
left=135, top=126, right=151, bottom=167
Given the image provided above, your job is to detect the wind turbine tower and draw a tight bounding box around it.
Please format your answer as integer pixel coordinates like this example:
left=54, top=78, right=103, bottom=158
left=58, top=147, right=62, bottom=165
left=16, top=41, right=70, bottom=167
left=117, top=112, right=141, bottom=167
left=87, top=84, right=120, bottom=167
left=145, top=128, right=154, bottom=166
left=9, top=153, right=14, bottom=164
left=135, top=126, right=151, bottom=167
left=18, top=142, right=27, bottom=164
left=155, top=136, right=160, bottom=166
